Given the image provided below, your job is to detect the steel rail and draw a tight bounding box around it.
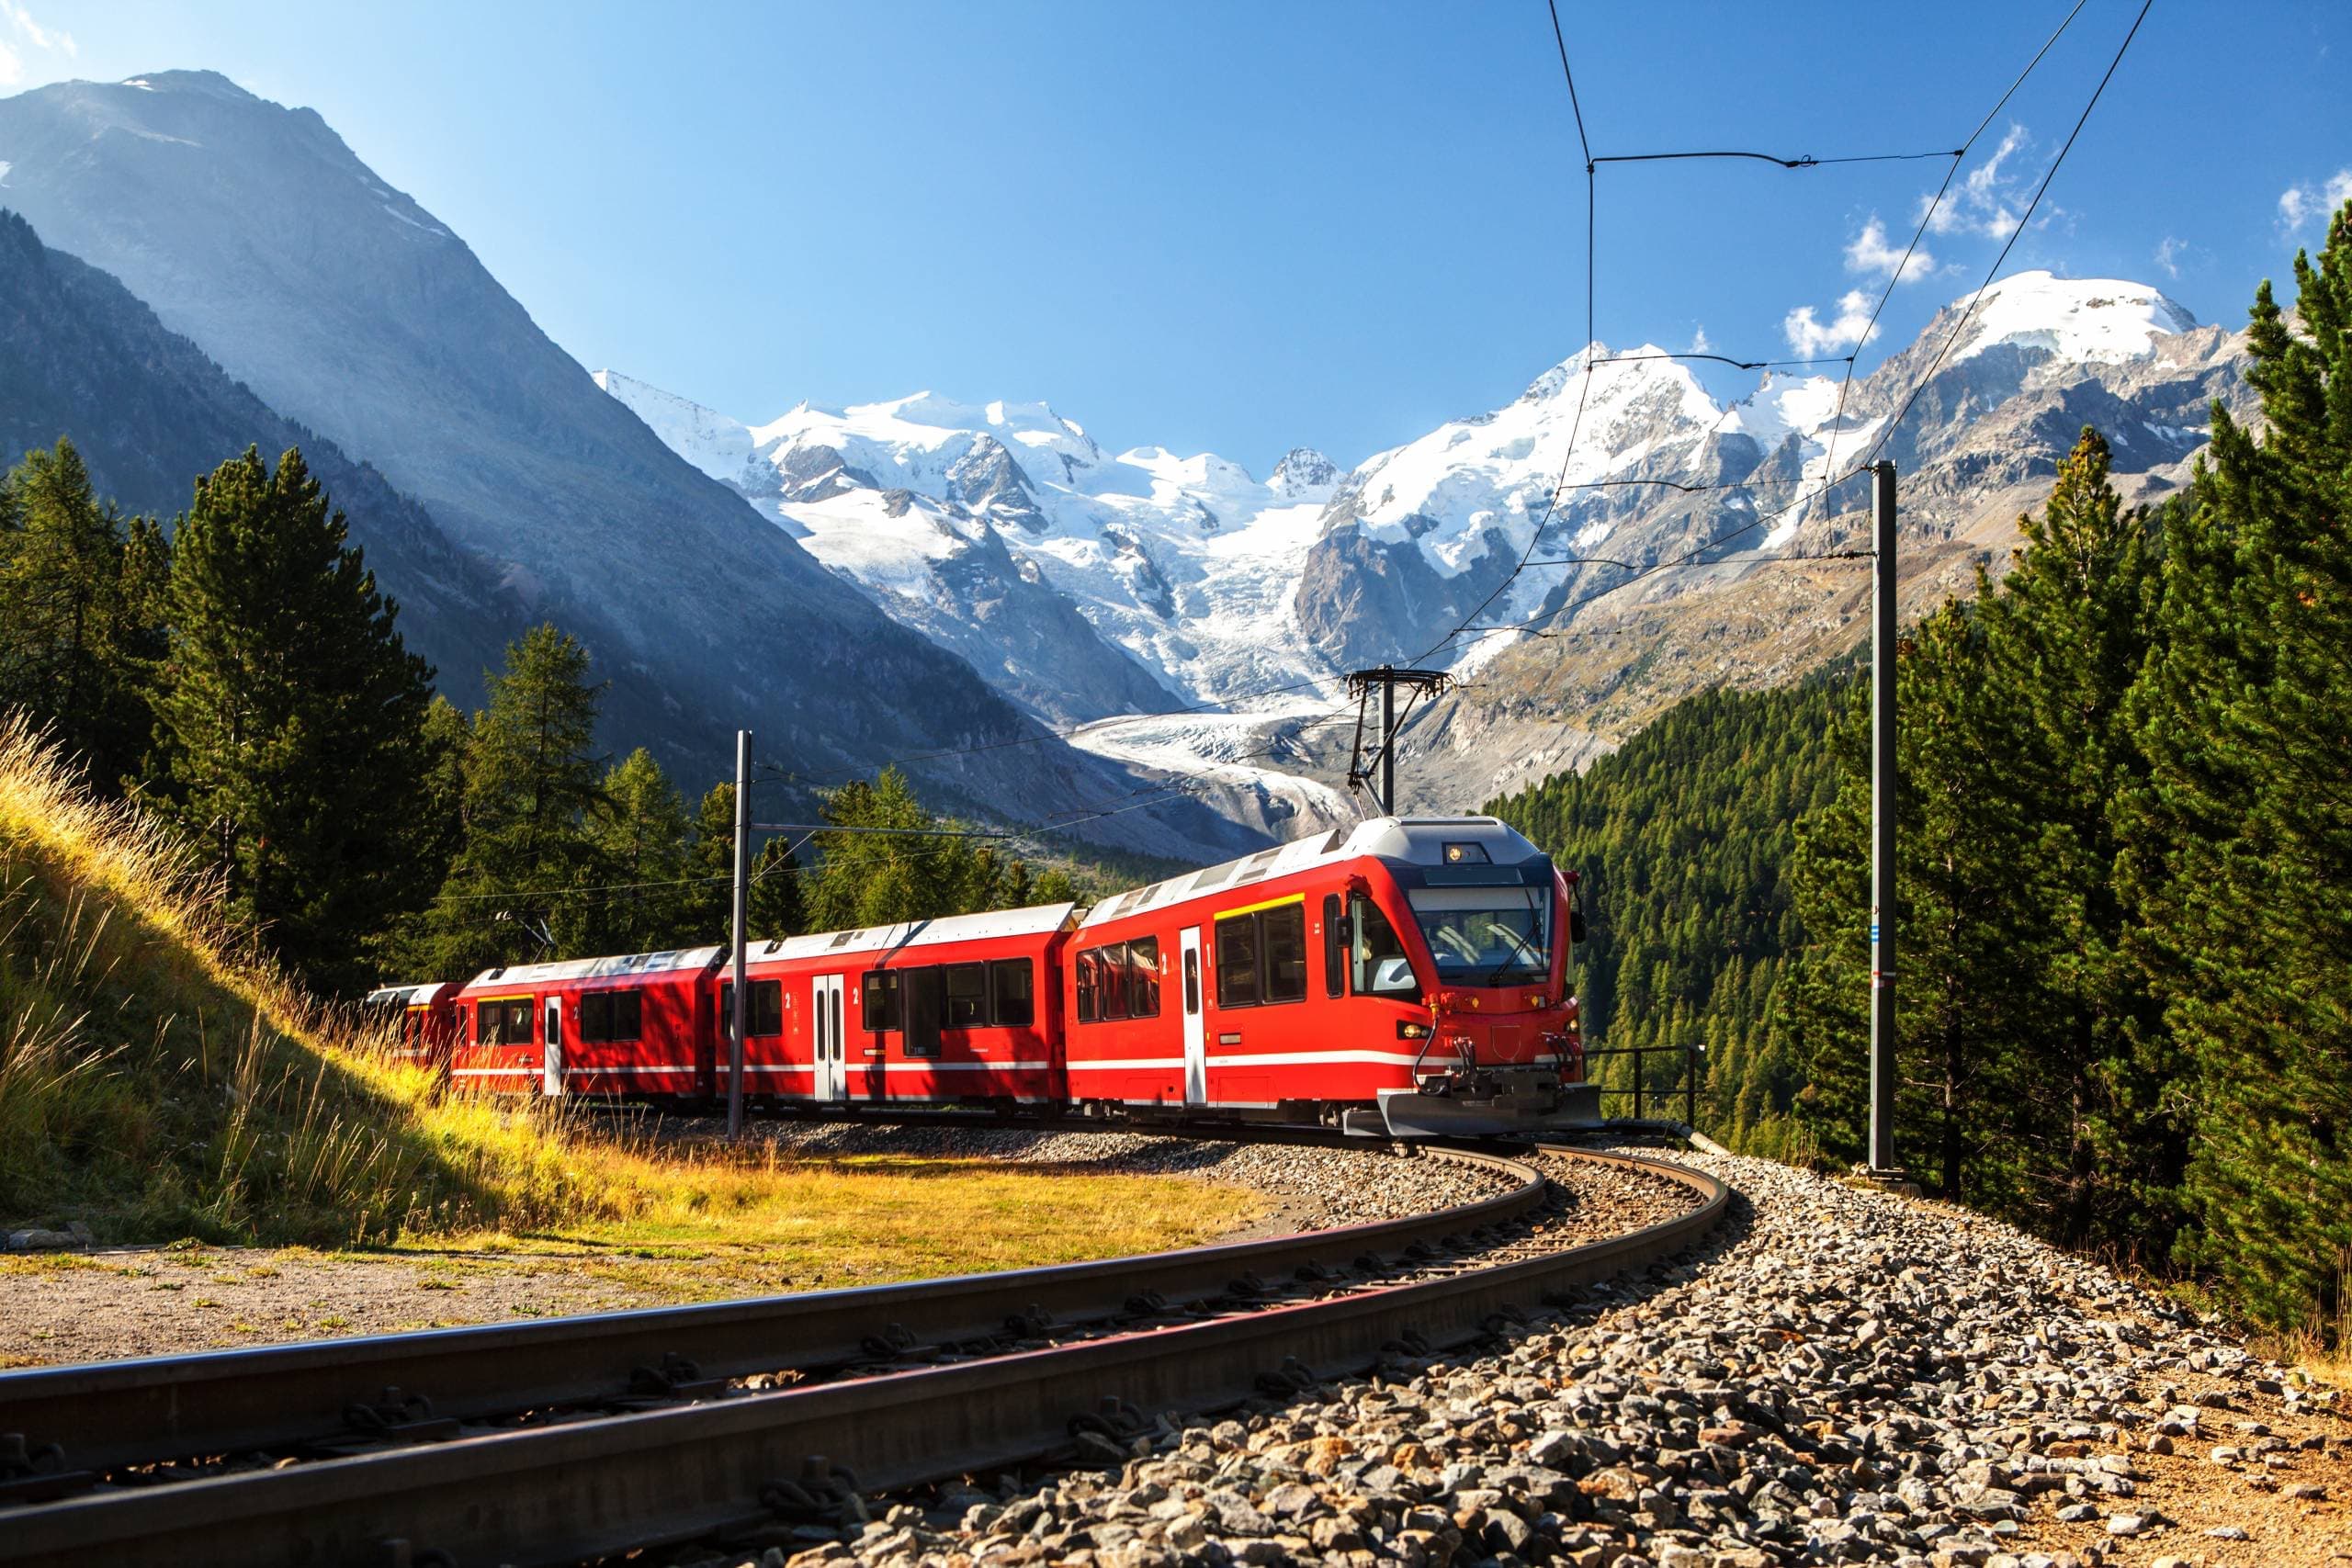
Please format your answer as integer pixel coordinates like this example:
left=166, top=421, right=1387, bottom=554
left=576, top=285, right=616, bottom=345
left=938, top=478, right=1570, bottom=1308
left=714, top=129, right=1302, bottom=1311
left=0, top=1148, right=1726, bottom=1568
left=0, top=1146, right=1540, bottom=1476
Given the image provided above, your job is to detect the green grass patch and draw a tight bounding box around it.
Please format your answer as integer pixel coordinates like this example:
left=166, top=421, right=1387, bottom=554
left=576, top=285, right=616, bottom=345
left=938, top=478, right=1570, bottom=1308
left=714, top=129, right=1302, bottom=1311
left=0, top=716, right=1259, bottom=1267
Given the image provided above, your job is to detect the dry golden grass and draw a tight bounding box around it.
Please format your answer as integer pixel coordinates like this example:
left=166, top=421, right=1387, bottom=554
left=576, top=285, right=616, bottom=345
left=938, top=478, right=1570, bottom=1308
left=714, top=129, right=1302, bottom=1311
left=0, top=713, right=1255, bottom=1267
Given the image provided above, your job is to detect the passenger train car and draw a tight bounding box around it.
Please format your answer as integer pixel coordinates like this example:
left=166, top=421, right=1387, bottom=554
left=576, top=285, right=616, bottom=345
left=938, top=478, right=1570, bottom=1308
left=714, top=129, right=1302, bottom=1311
left=360, top=980, right=461, bottom=1069
left=383, top=815, right=1599, bottom=1137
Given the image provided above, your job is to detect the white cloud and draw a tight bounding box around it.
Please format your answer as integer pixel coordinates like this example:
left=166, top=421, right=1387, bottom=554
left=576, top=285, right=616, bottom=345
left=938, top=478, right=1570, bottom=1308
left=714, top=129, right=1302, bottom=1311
left=1690, top=326, right=1712, bottom=355
left=1844, top=216, right=1937, bottom=285
left=1783, top=290, right=1878, bottom=356
left=2278, top=170, right=2352, bottom=233
left=0, top=37, right=20, bottom=86
left=1922, top=123, right=2047, bottom=241
left=1, top=1, right=74, bottom=56
left=2154, top=236, right=2186, bottom=279
left=0, top=0, right=72, bottom=55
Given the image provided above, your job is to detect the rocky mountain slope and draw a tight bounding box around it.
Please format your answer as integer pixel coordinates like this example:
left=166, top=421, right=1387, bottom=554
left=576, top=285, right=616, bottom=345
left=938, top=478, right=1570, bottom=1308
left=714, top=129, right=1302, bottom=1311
left=0, top=71, right=1264, bottom=860
left=607, top=273, right=2248, bottom=824
left=1401, top=275, right=2248, bottom=809
left=0, top=208, right=528, bottom=709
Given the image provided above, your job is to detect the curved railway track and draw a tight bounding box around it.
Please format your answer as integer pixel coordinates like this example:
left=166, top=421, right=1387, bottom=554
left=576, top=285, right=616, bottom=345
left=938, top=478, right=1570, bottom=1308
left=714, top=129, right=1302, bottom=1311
left=0, top=1140, right=1727, bottom=1568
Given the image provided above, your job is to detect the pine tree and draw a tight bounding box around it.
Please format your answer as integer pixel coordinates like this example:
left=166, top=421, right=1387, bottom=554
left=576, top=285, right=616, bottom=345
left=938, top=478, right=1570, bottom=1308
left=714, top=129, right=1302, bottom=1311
left=153, top=446, right=435, bottom=989
left=1977, top=428, right=2178, bottom=1251
left=805, top=770, right=937, bottom=931
left=0, top=438, right=163, bottom=788
left=419, top=624, right=607, bottom=976
left=684, top=782, right=806, bottom=943
left=1784, top=604, right=2049, bottom=1203
left=2127, top=201, right=2352, bottom=1335
left=587, top=748, right=694, bottom=953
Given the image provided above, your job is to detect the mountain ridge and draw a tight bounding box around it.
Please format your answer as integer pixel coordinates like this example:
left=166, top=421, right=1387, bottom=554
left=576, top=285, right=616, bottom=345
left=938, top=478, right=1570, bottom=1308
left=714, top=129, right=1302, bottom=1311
left=0, top=69, right=1270, bottom=860
left=599, top=268, right=2249, bottom=821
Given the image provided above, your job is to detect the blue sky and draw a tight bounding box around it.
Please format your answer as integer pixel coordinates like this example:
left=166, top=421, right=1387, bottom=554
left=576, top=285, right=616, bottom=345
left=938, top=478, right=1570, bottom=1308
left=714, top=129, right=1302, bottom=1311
left=4, top=1, right=2346, bottom=472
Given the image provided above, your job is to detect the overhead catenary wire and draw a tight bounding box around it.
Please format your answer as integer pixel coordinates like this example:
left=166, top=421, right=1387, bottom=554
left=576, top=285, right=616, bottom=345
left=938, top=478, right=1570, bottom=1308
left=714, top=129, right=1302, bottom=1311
left=1846, top=0, right=2154, bottom=478
left=1588, top=147, right=1962, bottom=169
left=1423, top=0, right=2114, bottom=668
left=1813, top=0, right=2095, bottom=502
left=1406, top=0, right=1596, bottom=670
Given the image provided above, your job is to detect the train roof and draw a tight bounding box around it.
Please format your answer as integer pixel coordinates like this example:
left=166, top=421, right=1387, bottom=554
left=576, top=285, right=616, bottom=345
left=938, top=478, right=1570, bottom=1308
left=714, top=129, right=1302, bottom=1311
left=747, top=901, right=1079, bottom=965
left=1076, top=815, right=1542, bottom=931
left=462, top=946, right=726, bottom=990
left=364, top=981, right=451, bottom=1007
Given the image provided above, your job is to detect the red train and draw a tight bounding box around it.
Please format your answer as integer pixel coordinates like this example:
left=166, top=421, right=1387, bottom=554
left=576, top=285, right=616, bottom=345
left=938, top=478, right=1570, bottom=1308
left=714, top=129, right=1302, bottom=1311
left=368, top=814, right=1600, bottom=1137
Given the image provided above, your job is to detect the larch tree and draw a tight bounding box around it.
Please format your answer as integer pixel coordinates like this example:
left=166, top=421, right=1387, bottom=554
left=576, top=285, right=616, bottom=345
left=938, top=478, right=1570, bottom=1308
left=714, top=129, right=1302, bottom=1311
left=421, top=624, right=607, bottom=976
left=153, top=446, right=435, bottom=990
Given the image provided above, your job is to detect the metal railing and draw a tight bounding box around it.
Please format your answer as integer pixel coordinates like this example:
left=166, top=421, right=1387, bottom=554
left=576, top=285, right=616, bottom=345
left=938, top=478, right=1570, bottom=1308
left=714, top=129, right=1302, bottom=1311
left=1583, top=1043, right=1705, bottom=1129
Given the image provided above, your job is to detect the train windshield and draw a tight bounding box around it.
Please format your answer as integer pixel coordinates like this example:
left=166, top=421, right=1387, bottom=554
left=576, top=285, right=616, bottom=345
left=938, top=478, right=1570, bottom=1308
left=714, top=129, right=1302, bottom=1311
left=1404, top=885, right=1551, bottom=987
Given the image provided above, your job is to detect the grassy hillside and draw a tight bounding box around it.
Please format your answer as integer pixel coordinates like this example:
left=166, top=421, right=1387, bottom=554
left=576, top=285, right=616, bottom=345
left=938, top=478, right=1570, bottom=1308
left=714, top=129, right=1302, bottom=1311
left=0, top=714, right=1249, bottom=1258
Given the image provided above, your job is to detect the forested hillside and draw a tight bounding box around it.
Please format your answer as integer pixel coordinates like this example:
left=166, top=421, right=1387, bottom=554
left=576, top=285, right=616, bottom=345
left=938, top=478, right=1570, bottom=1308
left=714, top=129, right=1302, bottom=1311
left=1485, top=675, right=1849, bottom=1156
left=1494, top=206, right=2352, bottom=1347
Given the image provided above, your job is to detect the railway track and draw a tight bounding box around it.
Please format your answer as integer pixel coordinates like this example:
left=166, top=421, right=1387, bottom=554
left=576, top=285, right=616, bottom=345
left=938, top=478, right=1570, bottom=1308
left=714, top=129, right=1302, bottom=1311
left=0, top=1140, right=1727, bottom=1567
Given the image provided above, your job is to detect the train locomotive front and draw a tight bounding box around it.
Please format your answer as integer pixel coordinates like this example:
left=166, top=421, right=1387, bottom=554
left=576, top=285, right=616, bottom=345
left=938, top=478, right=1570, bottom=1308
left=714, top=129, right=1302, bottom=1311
left=1326, top=817, right=1600, bottom=1137
left=1062, top=814, right=1600, bottom=1138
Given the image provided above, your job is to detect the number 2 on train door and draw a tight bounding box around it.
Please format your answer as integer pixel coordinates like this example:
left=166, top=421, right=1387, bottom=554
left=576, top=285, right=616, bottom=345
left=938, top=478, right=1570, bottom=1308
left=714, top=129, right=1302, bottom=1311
left=1181, top=926, right=1206, bottom=1106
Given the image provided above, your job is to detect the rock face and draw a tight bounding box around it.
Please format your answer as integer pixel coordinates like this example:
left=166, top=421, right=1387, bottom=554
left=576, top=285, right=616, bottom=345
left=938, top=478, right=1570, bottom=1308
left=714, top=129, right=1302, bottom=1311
left=0, top=82, right=1006, bottom=784
left=1388, top=277, right=2252, bottom=809
left=594, top=379, right=1349, bottom=721
left=593, top=377, right=1179, bottom=728
left=603, top=272, right=2249, bottom=828
left=0, top=209, right=527, bottom=714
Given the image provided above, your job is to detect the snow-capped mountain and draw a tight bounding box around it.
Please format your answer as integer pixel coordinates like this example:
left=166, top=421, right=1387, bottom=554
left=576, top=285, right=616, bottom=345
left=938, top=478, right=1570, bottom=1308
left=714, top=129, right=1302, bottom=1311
left=594, top=376, right=1348, bottom=720
left=601, top=268, right=2246, bottom=822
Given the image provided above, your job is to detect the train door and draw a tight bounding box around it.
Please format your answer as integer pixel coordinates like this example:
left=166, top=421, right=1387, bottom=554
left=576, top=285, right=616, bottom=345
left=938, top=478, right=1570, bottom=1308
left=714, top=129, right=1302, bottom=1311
left=542, top=996, right=563, bottom=1096
left=812, top=975, right=847, bottom=1101
left=1180, top=926, right=1206, bottom=1106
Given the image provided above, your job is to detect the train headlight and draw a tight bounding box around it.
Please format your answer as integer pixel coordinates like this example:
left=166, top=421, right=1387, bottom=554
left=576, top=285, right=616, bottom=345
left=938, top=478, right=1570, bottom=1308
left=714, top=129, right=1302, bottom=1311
left=1396, top=1021, right=1431, bottom=1040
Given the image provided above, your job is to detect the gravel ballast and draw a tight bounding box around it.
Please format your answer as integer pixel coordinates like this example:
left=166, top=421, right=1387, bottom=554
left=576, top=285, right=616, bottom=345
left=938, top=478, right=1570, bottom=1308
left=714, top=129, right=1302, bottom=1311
left=742, top=1144, right=2347, bottom=1568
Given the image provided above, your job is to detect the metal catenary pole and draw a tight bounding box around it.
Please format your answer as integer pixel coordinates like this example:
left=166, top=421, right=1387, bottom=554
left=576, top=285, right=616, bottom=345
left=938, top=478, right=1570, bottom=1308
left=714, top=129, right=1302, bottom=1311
left=1380, top=671, right=1396, bottom=815
left=728, top=729, right=751, bottom=1139
left=1869, top=461, right=1899, bottom=1175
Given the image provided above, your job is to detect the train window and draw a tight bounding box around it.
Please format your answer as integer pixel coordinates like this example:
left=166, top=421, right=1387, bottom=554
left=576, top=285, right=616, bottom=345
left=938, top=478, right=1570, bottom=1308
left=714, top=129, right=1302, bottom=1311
left=1262, top=905, right=1307, bottom=1003
left=944, top=963, right=988, bottom=1028
left=476, top=998, right=534, bottom=1045
left=577, top=989, right=644, bottom=1043
left=720, top=980, right=786, bottom=1037
left=990, top=959, right=1035, bottom=1028
left=1075, top=950, right=1100, bottom=1023
left=1127, top=938, right=1161, bottom=1019
left=1099, top=945, right=1130, bottom=1021
left=1321, top=894, right=1344, bottom=998
left=1215, top=916, right=1260, bottom=1009
left=1351, top=896, right=1422, bottom=1000
left=1182, top=947, right=1200, bottom=1014
left=860, top=972, right=902, bottom=1032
